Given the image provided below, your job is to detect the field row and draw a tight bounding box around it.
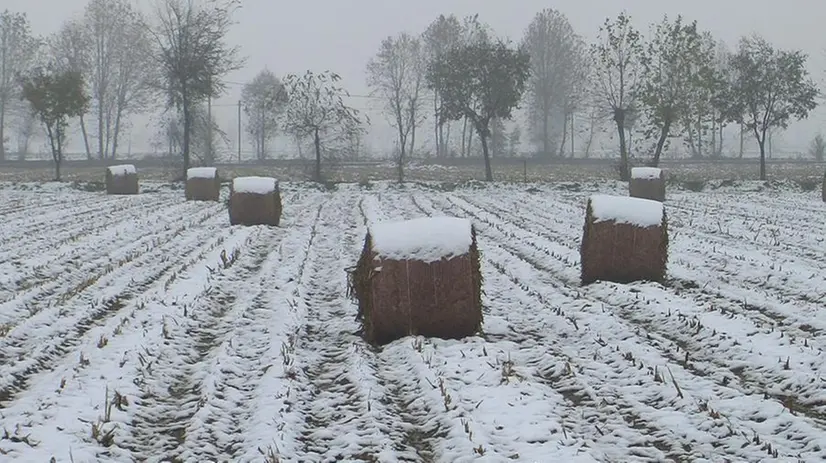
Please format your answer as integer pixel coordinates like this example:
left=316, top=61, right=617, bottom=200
left=0, top=181, right=824, bottom=462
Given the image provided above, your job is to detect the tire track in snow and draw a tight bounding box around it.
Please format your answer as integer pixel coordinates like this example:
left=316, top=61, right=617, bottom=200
left=176, top=203, right=324, bottom=462
left=289, top=190, right=410, bottom=462
left=121, top=192, right=322, bottom=462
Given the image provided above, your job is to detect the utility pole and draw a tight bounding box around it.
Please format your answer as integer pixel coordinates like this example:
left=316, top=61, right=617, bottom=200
left=237, top=100, right=242, bottom=163
left=207, top=75, right=213, bottom=165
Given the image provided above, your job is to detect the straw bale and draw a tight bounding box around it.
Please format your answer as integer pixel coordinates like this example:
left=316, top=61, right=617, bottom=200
left=228, top=182, right=282, bottom=226
left=105, top=166, right=139, bottom=195
left=629, top=167, right=666, bottom=202
left=348, top=227, right=483, bottom=346
left=185, top=168, right=221, bottom=201
left=580, top=198, right=668, bottom=284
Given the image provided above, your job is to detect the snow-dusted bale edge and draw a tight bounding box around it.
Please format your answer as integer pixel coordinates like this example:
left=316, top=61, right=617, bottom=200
left=589, top=194, right=663, bottom=227
left=107, top=164, right=136, bottom=176
left=369, top=216, right=473, bottom=263
left=187, top=167, right=218, bottom=179
left=631, top=167, right=663, bottom=180
left=232, top=176, right=278, bottom=194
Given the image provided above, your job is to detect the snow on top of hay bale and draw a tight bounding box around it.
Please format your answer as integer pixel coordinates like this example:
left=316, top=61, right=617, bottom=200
left=631, top=167, right=662, bottom=180
left=232, top=176, right=278, bottom=194
left=187, top=167, right=217, bottom=179
left=589, top=194, right=663, bottom=227
left=107, top=164, right=136, bottom=176
left=370, top=216, right=473, bottom=263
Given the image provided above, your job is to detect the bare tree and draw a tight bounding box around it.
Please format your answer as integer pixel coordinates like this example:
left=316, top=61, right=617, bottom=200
left=283, top=70, right=366, bottom=182
left=241, top=68, right=287, bottom=160
left=149, top=0, right=243, bottom=176
left=590, top=12, right=643, bottom=180
left=522, top=8, right=587, bottom=158
left=51, top=19, right=94, bottom=159
left=0, top=10, right=39, bottom=160
left=72, top=0, right=156, bottom=160
left=422, top=14, right=463, bottom=158
left=366, top=32, right=425, bottom=182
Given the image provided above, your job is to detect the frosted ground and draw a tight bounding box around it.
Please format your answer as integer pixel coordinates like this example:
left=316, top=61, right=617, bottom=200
left=0, top=179, right=825, bottom=462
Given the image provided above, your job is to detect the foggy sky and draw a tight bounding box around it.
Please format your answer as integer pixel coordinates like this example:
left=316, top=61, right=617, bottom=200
left=7, top=0, right=826, bottom=155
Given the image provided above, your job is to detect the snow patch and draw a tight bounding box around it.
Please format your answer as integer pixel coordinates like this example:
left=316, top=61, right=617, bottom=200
left=107, top=164, right=136, bottom=176
left=631, top=167, right=663, bottom=180
left=187, top=167, right=217, bottom=179
left=370, top=216, right=473, bottom=262
left=232, top=176, right=278, bottom=194
left=589, top=194, right=663, bottom=227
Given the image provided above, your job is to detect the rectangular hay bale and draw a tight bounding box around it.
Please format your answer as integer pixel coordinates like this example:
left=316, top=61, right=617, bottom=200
left=186, top=167, right=221, bottom=201
left=349, top=219, right=483, bottom=346
left=630, top=167, right=666, bottom=202
left=105, top=164, right=138, bottom=195
left=228, top=177, right=281, bottom=226
left=580, top=195, right=668, bottom=285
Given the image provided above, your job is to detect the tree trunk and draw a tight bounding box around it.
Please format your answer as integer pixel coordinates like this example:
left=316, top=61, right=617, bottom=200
left=98, top=99, right=105, bottom=160
left=557, top=112, right=569, bottom=157
left=755, top=127, right=767, bottom=181
left=182, top=101, right=192, bottom=179
left=541, top=111, right=550, bottom=158
left=652, top=120, right=671, bottom=167
left=739, top=123, right=745, bottom=158
left=111, top=107, right=123, bottom=160
left=0, top=106, right=5, bottom=161
left=480, top=131, right=493, bottom=182
left=78, top=115, right=92, bottom=160
left=314, top=127, right=322, bottom=182
left=614, top=110, right=630, bottom=181
left=461, top=117, right=468, bottom=157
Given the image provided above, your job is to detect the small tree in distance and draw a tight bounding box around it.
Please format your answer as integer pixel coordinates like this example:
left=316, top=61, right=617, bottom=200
left=20, top=67, right=89, bottom=181
left=719, top=35, right=819, bottom=180
left=241, top=69, right=288, bottom=160
left=426, top=39, right=530, bottom=181
left=589, top=12, right=643, bottom=181
left=282, top=70, right=367, bottom=182
left=809, top=134, right=825, bottom=161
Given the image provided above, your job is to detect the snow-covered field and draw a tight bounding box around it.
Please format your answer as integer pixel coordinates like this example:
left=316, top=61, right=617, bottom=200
left=0, top=180, right=825, bottom=462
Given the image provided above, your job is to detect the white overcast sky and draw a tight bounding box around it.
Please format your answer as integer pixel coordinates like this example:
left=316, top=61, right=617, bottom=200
left=7, top=0, right=826, bottom=154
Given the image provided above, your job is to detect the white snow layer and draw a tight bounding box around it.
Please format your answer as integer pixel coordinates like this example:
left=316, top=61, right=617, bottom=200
left=187, top=167, right=217, bottom=179
left=232, top=176, right=278, bottom=194
left=631, top=167, right=663, bottom=180
left=589, top=194, right=663, bottom=227
left=369, top=216, right=473, bottom=262
left=107, top=164, right=136, bottom=176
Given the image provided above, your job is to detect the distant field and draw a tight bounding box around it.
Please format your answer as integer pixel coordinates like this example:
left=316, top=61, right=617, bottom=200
left=0, top=159, right=823, bottom=184
left=1, top=180, right=826, bottom=461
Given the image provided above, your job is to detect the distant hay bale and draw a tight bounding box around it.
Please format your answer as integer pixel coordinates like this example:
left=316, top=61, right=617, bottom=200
left=629, top=167, right=666, bottom=202
left=580, top=195, right=668, bottom=285
left=228, top=176, right=282, bottom=226
left=105, top=164, right=138, bottom=195
left=186, top=167, right=220, bottom=201
left=348, top=216, right=483, bottom=346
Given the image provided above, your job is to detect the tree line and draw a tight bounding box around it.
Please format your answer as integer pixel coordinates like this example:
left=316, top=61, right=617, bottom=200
left=361, top=11, right=820, bottom=181
left=0, top=4, right=820, bottom=181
